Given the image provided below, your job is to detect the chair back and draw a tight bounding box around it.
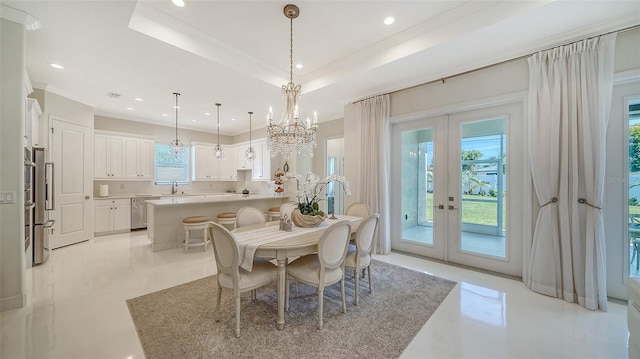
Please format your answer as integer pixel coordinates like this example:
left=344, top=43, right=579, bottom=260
left=317, top=220, right=351, bottom=270
left=346, top=202, right=370, bottom=218
left=355, top=214, right=379, bottom=256
left=280, top=202, right=297, bottom=219
left=236, top=206, right=266, bottom=228
left=208, top=222, right=239, bottom=279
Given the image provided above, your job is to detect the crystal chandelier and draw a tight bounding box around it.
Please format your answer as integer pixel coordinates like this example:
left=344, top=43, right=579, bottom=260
left=168, top=92, right=184, bottom=158
left=213, top=103, right=224, bottom=159
left=266, top=3, right=318, bottom=159
left=246, top=111, right=256, bottom=161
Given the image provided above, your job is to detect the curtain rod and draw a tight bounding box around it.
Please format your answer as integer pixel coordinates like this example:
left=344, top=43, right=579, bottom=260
left=351, top=23, right=640, bottom=104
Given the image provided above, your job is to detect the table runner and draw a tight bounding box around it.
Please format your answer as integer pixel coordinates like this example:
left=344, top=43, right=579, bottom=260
left=234, top=216, right=361, bottom=271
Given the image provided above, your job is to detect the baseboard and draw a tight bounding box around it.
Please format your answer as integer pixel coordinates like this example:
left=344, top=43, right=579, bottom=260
left=1, top=292, right=26, bottom=312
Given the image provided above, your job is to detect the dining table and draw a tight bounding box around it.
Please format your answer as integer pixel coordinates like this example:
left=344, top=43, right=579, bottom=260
left=232, top=215, right=364, bottom=330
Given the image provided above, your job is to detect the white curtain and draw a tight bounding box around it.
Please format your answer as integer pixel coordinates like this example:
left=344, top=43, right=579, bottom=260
left=527, top=34, right=616, bottom=310
left=355, top=95, right=391, bottom=254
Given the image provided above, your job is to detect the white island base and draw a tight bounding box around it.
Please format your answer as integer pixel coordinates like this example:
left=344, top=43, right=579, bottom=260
left=147, top=194, right=287, bottom=252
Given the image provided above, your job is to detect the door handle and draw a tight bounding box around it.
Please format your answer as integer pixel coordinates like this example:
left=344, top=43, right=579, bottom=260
left=85, top=196, right=90, bottom=200
left=433, top=204, right=444, bottom=209
left=448, top=205, right=458, bottom=210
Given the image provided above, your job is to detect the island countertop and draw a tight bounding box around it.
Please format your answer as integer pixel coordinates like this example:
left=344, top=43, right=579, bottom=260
left=146, top=194, right=289, bottom=252
left=146, top=193, right=285, bottom=206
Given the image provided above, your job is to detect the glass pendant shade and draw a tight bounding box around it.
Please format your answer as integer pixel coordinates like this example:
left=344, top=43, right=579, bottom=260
left=169, top=92, right=184, bottom=158
left=266, top=4, right=318, bottom=160
left=246, top=111, right=256, bottom=161
left=213, top=103, right=224, bottom=159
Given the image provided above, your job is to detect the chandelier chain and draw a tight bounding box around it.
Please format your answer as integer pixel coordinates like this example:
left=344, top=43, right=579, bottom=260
left=289, top=17, right=293, bottom=84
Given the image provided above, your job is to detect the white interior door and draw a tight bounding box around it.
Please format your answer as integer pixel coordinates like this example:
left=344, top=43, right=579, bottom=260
left=391, top=102, right=527, bottom=277
left=51, top=118, right=92, bottom=248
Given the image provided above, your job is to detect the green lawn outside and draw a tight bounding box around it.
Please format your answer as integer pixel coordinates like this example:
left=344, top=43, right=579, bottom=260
left=424, top=193, right=505, bottom=228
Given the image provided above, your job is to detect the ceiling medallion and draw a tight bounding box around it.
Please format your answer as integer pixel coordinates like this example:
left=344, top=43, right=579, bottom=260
left=266, top=4, right=318, bottom=159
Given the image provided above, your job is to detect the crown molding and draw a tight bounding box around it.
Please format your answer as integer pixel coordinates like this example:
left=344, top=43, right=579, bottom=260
left=32, top=82, right=97, bottom=108
left=0, top=4, right=40, bottom=30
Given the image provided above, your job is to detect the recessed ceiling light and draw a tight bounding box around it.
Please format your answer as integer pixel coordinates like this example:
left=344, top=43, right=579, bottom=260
left=204, top=112, right=211, bottom=116
left=296, top=63, right=303, bottom=69
left=161, top=113, right=168, bottom=117
left=172, top=0, right=185, bottom=7
left=231, top=118, right=236, bottom=121
left=134, top=97, right=143, bottom=102
left=48, top=62, right=64, bottom=70
left=384, top=17, right=395, bottom=25
left=172, top=105, right=180, bottom=109
left=125, top=107, right=134, bottom=110
left=192, top=119, right=196, bottom=122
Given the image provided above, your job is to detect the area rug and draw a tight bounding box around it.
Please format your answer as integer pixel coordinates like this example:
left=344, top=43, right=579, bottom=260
left=126, top=260, right=456, bottom=359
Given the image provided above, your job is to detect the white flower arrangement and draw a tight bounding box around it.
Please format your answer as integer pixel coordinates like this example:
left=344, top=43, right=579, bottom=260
left=288, top=172, right=351, bottom=216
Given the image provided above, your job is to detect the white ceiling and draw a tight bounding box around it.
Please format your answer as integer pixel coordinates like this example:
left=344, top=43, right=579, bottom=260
left=4, top=0, right=640, bottom=136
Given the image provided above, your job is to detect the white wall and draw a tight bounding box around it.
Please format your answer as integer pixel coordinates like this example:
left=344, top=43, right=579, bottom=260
left=1, top=18, right=27, bottom=312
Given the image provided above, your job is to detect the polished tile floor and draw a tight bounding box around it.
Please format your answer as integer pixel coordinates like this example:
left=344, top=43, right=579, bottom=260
left=1, top=230, right=630, bottom=358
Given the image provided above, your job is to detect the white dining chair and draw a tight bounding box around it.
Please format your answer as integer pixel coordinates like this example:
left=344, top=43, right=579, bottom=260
left=344, top=214, right=379, bottom=305
left=285, top=220, right=351, bottom=330
left=207, top=222, right=276, bottom=337
left=235, top=206, right=266, bottom=228
left=345, top=202, right=370, bottom=218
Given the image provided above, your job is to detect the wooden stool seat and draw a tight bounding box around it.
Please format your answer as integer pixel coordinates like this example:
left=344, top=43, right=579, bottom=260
left=217, top=212, right=237, bottom=230
left=182, top=216, right=211, bottom=254
left=267, top=207, right=281, bottom=221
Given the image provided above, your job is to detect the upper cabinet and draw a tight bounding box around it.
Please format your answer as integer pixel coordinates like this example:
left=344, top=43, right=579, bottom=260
left=125, top=138, right=154, bottom=179
left=219, top=145, right=237, bottom=181
left=192, top=144, right=220, bottom=180
left=95, top=132, right=153, bottom=180
left=252, top=141, right=271, bottom=181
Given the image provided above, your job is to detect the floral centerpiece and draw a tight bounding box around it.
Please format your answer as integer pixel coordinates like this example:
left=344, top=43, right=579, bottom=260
left=288, top=172, right=351, bottom=227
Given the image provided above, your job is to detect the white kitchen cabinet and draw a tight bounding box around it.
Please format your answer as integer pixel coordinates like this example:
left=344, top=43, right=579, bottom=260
left=94, top=198, right=131, bottom=235
left=192, top=144, right=220, bottom=180
left=220, top=146, right=238, bottom=180
left=125, top=137, right=154, bottom=179
left=252, top=141, right=271, bottom=181
left=94, top=134, right=126, bottom=179
left=236, top=144, right=254, bottom=170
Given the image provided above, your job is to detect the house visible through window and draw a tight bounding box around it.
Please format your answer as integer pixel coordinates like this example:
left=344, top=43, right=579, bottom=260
left=154, top=144, right=190, bottom=184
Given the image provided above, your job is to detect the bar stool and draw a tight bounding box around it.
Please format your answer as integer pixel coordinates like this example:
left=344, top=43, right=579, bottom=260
left=217, top=212, right=237, bottom=230
left=182, top=216, right=211, bottom=254
left=268, top=207, right=281, bottom=221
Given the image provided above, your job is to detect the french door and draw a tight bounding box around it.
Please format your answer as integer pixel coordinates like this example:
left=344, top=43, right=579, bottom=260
left=391, top=102, right=527, bottom=277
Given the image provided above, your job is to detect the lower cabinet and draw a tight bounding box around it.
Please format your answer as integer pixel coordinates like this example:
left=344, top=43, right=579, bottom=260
left=95, top=198, right=131, bottom=235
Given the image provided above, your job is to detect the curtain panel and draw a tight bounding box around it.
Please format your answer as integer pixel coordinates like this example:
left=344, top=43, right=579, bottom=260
left=355, top=95, right=391, bottom=254
left=527, top=34, right=616, bottom=310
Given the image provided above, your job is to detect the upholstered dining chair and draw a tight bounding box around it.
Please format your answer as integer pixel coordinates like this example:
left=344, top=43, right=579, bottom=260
left=345, top=214, right=379, bottom=305
left=345, top=202, right=370, bottom=218
left=207, top=222, right=276, bottom=337
left=280, top=201, right=297, bottom=220
left=235, top=206, right=266, bottom=228
left=285, top=220, right=352, bottom=330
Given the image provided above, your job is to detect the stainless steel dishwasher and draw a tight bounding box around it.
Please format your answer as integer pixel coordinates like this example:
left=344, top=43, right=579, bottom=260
left=131, top=196, right=160, bottom=230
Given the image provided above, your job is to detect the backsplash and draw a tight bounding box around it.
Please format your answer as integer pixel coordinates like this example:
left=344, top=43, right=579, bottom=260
left=93, top=171, right=274, bottom=197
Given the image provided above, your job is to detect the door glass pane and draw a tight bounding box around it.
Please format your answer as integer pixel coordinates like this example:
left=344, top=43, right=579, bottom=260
left=459, top=118, right=506, bottom=258
left=628, top=98, right=640, bottom=277
left=401, top=128, right=435, bottom=245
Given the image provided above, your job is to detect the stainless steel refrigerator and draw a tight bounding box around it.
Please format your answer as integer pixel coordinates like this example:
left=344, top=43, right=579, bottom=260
left=32, top=147, right=55, bottom=265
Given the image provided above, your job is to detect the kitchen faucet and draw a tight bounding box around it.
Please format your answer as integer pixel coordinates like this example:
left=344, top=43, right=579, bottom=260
left=171, top=181, right=178, bottom=194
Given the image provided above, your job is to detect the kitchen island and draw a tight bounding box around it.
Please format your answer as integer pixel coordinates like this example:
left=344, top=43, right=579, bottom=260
left=146, top=194, right=288, bottom=252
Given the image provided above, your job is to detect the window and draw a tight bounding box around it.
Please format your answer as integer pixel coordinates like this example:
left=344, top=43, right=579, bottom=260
left=154, top=144, right=190, bottom=184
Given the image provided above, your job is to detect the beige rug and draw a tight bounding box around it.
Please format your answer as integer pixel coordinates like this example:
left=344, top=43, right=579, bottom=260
left=126, top=260, right=456, bottom=359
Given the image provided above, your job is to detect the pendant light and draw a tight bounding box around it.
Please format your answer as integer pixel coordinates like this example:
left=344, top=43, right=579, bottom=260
left=246, top=111, right=256, bottom=161
left=168, top=92, right=184, bottom=158
left=213, top=103, right=224, bottom=159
